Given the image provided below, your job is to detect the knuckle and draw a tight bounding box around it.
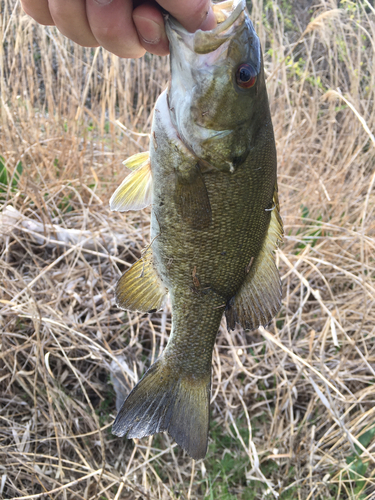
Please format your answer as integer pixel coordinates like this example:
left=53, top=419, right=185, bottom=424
left=21, top=0, right=54, bottom=25
left=92, top=24, right=145, bottom=59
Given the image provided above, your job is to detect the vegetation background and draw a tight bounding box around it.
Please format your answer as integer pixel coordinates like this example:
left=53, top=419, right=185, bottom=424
left=1, top=0, right=375, bottom=498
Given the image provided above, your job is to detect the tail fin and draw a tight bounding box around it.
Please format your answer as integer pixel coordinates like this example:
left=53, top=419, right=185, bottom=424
left=112, top=357, right=210, bottom=460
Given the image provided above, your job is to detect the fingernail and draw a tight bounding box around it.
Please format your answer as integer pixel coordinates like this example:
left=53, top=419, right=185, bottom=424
left=94, top=0, right=113, bottom=5
left=198, top=6, right=217, bottom=31
left=134, top=17, right=161, bottom=45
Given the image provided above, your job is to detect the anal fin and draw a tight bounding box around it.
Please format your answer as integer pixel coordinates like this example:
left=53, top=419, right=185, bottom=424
left=226, top=183, right=283, bottom=330
left=116, top=247, right=167, bottom=313
left=110, top=152, right=152, bottom=212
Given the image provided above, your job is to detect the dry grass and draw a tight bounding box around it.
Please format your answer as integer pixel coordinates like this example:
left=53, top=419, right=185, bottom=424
left=1, top=0, right=375, bottom=498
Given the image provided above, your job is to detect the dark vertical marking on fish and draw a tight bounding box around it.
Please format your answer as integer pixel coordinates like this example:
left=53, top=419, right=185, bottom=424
left=175, top=164, right=212, bottom=229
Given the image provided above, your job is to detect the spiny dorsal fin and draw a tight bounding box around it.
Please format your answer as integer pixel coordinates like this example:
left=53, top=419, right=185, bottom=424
left=226, top=183, right=283, bottom=330
left=110, top=152, right=152, bottom=212
left=116, top=247, right=167, bottom=313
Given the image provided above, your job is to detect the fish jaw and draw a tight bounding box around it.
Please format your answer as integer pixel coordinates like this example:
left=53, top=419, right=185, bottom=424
left=165, top=0, right=268, bottom=172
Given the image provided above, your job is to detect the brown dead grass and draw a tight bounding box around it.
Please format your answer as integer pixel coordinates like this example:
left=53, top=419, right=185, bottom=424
left=1, top=0, right=375, bottom=499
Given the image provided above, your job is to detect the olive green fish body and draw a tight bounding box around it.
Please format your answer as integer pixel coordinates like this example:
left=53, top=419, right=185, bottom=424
left=151, top=93, right=277, bottom=300
left=111, top=0, right=283, bottom=459
left=150, top=89, right=276, bottom=365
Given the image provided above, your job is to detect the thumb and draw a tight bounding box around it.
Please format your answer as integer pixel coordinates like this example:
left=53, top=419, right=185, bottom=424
left=157, top=0, right=216, bottom=32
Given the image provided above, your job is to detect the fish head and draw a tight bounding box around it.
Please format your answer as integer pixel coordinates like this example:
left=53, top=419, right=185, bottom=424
left=166, top=0, right=270, bottom=173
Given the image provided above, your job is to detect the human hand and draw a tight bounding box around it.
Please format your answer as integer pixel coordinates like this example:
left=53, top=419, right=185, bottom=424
left=20, top=0, right=216, bottom=58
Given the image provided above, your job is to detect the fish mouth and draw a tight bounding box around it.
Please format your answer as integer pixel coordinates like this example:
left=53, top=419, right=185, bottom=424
left=194, top=0, right=246, bottom=54
left=166, top=0, right=247, bottom=55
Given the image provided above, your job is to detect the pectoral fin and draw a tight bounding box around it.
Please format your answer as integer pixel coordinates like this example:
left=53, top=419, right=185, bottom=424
left=122, top=151, right=150, bottom=171
left=116, top=248, right=167, bottom=313
left=175, top=164, right=212, bottom=230
left=110, top=152, right=152, bottom=212
left=226, top=184, right=283, bottom=330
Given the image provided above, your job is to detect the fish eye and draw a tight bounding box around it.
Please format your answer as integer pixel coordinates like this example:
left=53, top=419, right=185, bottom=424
left=235, top=63, right=257, bottom=89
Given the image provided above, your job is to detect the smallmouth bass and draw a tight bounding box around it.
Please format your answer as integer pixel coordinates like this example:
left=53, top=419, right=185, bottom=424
left=110, top=0, right=283, bottom=460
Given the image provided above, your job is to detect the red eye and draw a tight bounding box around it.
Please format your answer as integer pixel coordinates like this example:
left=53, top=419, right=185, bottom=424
left=236, top=63, right=257, bottom=89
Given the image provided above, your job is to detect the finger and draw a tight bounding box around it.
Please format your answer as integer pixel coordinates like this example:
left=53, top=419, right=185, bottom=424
left=20, top=0, right=54, bottom=25
left=48, top=0, right=98, bottom=47
left=157, top=0, right=216, bottom=32
left=133, top=2, right=169, bottom=57
left=86, top=0, right=145, bottom=59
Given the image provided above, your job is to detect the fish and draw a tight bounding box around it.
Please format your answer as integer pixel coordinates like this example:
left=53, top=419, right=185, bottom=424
left=110, top=0, right=283, bottom=460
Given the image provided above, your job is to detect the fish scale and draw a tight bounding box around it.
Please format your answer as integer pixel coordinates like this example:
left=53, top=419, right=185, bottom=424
left=152, top=122, right=276, bottom=299
left=110, top=0, right=283, bottom=459
left=164, top=289, right=225, bottom=375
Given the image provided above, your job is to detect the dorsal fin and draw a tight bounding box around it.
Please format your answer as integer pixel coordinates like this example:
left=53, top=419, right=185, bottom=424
left=110, top=152, right=152, bottom=212
left=116, top=247, right=167, bottom=313
left=226, top=183, right=283, bottom=330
